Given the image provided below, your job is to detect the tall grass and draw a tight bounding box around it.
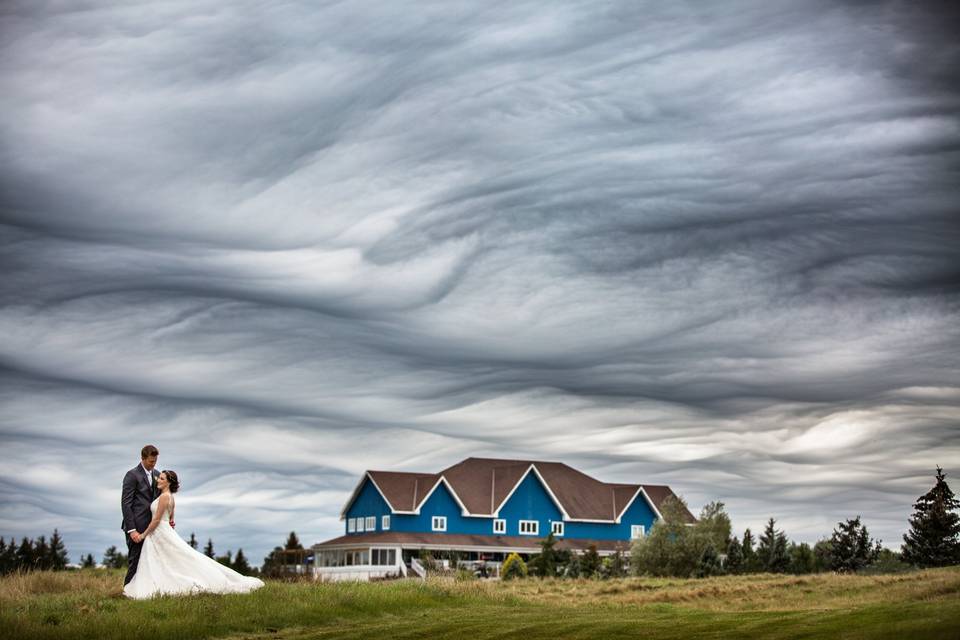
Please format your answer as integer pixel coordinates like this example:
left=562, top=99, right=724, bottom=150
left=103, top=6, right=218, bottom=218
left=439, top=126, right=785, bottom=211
left=2, top=567, right=959, bottom=640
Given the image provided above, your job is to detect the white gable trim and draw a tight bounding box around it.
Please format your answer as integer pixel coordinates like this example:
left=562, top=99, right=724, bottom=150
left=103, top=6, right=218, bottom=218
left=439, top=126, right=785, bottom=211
left=339, top=472, right=398, bottom=519
left=616, top=487, right=664, bottom=523
left=492, top=464, right=571, bottom=521
left=415, top=476, right=471, bottom=516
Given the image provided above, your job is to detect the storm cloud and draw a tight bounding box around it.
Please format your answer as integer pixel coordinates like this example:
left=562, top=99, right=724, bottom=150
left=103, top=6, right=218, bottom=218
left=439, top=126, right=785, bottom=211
left=1, top=0, right=959, bottom=563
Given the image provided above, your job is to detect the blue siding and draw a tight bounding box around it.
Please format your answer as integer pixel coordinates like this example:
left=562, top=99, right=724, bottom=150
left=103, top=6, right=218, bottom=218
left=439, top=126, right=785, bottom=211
left=392, top=481, right=494, bottom=535
left=345, top=472, right=658, bottom=541
left=497, top=471, right=564, bottom=537
left=344, top=477, right=392, bottom=534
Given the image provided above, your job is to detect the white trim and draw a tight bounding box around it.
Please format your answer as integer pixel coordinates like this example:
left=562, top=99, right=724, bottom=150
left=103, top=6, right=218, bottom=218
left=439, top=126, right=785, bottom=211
left=618, top=487, right=664, bottom=522
left=492, top=464, right=571, bottom=520
left=551, top=521, right=564, bottom=536
left=415, top=476, right=471, bottom=516
left=493, top=518, right=506, bottom=534
left=519, top=520, right=539, bottom=536
left=631, top=524, right=646, bottom=539
left=431, top=516, right=447, bottom=532
left=382, top=515, right=390, bottom=531
left=356, top=517, right=365, bottom=533
left=365, top=516, right=376, bottom=531
left=347, top=518, right=356, bottom=533
left=340, top=472, right=398, bottom=519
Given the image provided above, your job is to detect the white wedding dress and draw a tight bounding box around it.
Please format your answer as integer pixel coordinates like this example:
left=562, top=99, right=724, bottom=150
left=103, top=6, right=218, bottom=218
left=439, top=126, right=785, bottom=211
left=123, top=496, right=265, bottom=599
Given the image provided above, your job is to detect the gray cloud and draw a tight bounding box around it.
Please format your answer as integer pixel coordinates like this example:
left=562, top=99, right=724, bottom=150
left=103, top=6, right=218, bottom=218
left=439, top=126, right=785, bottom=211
left=1, top=0, right=958, bottom=562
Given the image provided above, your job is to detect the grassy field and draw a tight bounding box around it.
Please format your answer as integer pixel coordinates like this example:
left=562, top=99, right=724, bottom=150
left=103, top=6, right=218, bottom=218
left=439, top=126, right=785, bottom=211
left=2, top=567, right=959, bottom=639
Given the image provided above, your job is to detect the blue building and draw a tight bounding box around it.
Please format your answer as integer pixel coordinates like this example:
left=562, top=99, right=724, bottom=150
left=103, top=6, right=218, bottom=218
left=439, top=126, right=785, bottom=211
left=314, top=457, right=695, bottom=579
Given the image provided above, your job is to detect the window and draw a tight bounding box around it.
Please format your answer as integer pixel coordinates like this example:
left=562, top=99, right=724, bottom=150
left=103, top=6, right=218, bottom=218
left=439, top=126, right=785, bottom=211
left=382, top=515, right=391, bottom=531
left=365, top=516, right=376, bottom=531
left=432, top=516, right=447, bottom=532
left=631, top=525, right=646, bottom=539
left=493, top=519, right=506, bottom=534
left=348, top=518, right=356, bottom=533
left=519, top=520, right=539, bottom=535
left=551, top=521, right=564, bottom=536
left=371, top=549, right=397, bottom=565
left=356, top=517, right=365, bottom=533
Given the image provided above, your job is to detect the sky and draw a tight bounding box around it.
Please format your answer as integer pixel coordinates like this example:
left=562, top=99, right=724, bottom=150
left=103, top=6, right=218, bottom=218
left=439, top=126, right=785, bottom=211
left=1, top=0, right=958, bottom=565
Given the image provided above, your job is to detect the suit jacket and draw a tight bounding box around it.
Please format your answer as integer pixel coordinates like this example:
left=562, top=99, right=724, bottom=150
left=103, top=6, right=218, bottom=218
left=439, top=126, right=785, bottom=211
left=121, top=464, right=159, bottom=533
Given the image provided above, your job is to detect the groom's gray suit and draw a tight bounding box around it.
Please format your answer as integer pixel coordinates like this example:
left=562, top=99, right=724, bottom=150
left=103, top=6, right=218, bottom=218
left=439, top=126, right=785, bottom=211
left=121, top=463, right=159, bottom=585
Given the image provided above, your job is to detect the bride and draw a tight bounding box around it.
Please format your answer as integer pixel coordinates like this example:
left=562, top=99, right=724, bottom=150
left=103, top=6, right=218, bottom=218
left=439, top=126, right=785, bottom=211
left=123, top=470, right=265, bottom=599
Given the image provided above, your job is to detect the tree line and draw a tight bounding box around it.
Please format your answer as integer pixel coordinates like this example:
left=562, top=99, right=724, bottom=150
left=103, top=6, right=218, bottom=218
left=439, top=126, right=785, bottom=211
left=1, top=528, right=307, bottom=578
left=500, top=466, right=959, bottom=579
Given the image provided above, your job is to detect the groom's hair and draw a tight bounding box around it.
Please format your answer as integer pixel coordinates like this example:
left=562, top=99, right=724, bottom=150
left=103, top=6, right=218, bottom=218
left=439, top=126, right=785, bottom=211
left=141, top=444, right=159, bottom=459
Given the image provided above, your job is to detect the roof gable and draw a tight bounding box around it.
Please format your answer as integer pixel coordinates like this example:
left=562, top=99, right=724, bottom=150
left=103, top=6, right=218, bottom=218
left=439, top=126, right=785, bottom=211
left=340, top=457, right=696, bottom=523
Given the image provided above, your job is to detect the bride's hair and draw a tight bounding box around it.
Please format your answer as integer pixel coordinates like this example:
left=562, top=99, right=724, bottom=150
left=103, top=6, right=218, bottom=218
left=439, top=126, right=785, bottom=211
left=162, top=470, right=180, bottom=494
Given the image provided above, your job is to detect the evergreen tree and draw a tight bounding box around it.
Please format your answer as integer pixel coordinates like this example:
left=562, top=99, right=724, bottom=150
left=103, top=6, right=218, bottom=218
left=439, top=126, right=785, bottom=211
left=33, top=535, right=49, bottom=571
left=285, top=531, right=303, bottom=550
left=741, top=528, right=758, bottom=573
left=830, top=517, right=881, bottom=573
left=233, top=548, right=252, bottom=575
left=696, top=544, right=723, bottom=578
left=581, top=544, right=602, bottom=578
left=82, top=553, right=96, bottom=569
left=756, top=518, right=789, bottom=573
left=48, top=529, right=69, bottom=570
left=188, top=533, right=198, bottom=550
left=102, top=545, right=127, bottom=569
left=812, top=539, right=833, bottom=572
left=16, top=537, right=34, bottom=571
left=530, top=533, right=557, bottom=577
left=0, top=538, right=7, bottom=575
left=902, top=466, right=960, bottom=568
left=261, top=546, right=286, bottom=578
left=501, top=552, right=528, bottom=579
left=204, top=539, right=215, bottom=558
left=565, top=552, right=582, bottom=578
left=725, top=536, right=743, bottom=574
left=631, top=495, right=699, bottom=577
left=216, top=550, right=233, bottom=568
left=788, top=542, right=815, bottom=574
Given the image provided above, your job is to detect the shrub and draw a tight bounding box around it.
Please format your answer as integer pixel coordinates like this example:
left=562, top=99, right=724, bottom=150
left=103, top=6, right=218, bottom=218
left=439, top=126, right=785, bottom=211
left=501, top=553, right=528, bottom=580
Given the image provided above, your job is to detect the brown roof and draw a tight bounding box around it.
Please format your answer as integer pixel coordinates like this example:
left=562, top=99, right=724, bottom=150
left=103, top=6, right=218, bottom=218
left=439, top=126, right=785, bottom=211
left=315, top=531, right=634, bottom=554
left=345, top=457, right=695, bottom=523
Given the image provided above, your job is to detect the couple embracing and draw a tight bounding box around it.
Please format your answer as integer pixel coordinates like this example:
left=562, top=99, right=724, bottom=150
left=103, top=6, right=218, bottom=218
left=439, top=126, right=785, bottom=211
left=121, top=444, right=264, bottom=599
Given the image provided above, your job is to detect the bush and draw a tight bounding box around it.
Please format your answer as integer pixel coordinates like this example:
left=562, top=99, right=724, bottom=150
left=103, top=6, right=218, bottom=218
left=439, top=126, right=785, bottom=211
left=501, top=553, right=528, bottom=580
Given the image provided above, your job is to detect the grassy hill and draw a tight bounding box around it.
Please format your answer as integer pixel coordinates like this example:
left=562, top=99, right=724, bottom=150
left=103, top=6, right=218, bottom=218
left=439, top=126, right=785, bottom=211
left=2, top=567, right=958, bottom=639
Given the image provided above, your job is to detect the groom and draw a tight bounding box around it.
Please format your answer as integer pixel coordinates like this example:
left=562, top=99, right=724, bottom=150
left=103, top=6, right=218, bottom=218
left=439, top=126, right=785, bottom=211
left=120, top=444, right=172, bottom=584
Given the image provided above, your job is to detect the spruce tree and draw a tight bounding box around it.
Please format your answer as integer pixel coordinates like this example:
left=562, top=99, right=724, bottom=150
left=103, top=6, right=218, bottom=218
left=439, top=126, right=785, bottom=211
left=565, top=551, right=582, bottom=578
left=82, top=553, right=96, bottom=569
left=188, top=533, right=198, bottom=550
left=216, top=550, right=233, bottom=567
left=33, top=535, right=49, bottom=571
left=285, top=531, right=303, bottom=550
left=531, top=533, right=557, bottom=577
left=696, top=544, right=723, bottom=578
left=756, top=518, right=789, bottom=573
left=741, top=528, right=757, bottom=573
left=581, top=544, right=601, bottom=578
left=725, top=536, right=743, bottom=574
left=16, top=537, right=33, bottom=571
left=0, top=538, right=7, bottom=575
left=48, top=529, right=69, bottom=570
left=102, top=545, right=126, bottom=569
left=788, top=542, right=815, bottom=574
left=233, top=548, right=252, bottom=575
left=204, top=539, right=215, bottom=558
left=830, top=517, right=881, bottom=573
left=902, top=466, right=960, bottom=568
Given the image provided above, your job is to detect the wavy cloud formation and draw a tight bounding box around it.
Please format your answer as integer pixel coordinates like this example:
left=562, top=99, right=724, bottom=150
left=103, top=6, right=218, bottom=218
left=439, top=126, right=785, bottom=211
left=1, top=0, right=958, bottom=562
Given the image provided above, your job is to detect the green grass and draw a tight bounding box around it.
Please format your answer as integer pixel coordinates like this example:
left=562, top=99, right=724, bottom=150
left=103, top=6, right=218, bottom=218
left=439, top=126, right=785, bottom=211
left=2, top=567, right=959, bottom=639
